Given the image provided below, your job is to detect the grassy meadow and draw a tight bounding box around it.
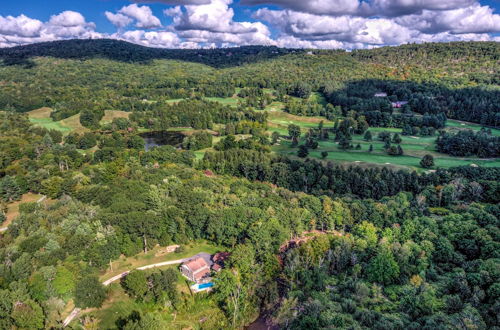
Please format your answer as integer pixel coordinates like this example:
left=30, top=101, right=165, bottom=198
left=27, top=107, right=88, bottom=134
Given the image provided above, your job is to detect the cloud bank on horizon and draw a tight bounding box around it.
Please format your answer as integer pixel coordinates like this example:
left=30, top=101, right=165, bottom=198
left=1, top=0, right=499, bottom=49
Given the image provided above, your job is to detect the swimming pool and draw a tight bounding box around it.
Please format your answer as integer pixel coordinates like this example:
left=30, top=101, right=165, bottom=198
left=198, top=282, right=214, bottom=289
left=191, top=282, right=214, bottom=292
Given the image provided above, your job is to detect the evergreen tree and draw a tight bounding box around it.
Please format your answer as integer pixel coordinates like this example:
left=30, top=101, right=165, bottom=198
left=392, top=133, right=402, bottom=144
left=397, top=145, right=404, bottom=155
left=42, top=133, right=54, bottom=148
left=384, top=140, right=391, bottom=150
left=338, top=137, right=351, bottom=150
left=402, top=124, right=413, bottom=136
left=80, top=109, right=103, bottom=129
left=288, top=124, right=301, bottom=146
left=297, top=145, right=309, bottom=158
left=364, top=130, right=373, bottom=141
left=271, top=131, right=280, bottom=145
left=420, top=154, right=435, bottom=168
left=78, top=133, right=97, bottom=149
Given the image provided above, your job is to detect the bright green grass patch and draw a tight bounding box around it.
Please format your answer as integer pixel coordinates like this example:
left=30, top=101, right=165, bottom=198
left=205, top=96, right=240, bottom=106
left=275, top=138, right=500, bottom=170
left=269, top=118, right=324, bottom=129
left=194, top=151, right=206, bottom=160
left=166, top=96, right=242, bottom=107
left=367, top=127, right=403, bottom=133
left=165, top=98, right=184, bottom=104
left=268, top=126, right=289, bottom=136
left=265, top=101, right=285, bottom=111
left=309, top=92, right=327, bottom=106
left=29, top=117, right=73, bottom=133
left=309, top=148, right=500, bottom=169
left=447, top=119, right=500, bottom=136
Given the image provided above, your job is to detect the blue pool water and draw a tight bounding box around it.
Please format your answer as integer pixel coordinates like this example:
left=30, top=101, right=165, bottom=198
left=198, top=282, right=214, bottom=289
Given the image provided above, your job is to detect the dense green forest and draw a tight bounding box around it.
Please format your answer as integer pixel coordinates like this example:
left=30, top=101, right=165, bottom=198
left=0, top=40, right=499, bottom=329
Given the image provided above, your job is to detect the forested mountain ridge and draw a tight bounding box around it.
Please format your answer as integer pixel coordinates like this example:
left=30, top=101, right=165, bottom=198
left=0, top=39, right=300, bottom=68
left=1, top=39, right=498, bottom=73
left=1, top=40, right=498, bottom=89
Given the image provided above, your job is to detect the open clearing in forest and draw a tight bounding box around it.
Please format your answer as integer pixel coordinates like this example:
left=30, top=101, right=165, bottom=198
left=267, top=109, right=333, bottom=135
left=205, top=96, right=240, bottom=106
left=58, top=113, right=88, bottom=134
left=99, top=241, right=220, bottom=283
left=100, top=110, right=131, bottom=125
left=27, top=107, right=73, bottom=133
left=27, top=108, right=88, bottom=134
left=70, top=241, right=222, bottom=328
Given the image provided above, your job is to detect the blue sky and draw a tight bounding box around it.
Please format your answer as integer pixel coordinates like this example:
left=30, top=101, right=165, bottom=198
left=1, top=0, right=499, bottom=48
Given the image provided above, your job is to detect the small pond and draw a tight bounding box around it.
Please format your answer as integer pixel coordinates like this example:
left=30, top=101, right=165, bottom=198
left=139, top=131, right=185, bottom=151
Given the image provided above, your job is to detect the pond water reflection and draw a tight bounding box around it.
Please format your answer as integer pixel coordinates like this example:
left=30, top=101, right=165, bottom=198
left=139, top=131, right=185, bottom=151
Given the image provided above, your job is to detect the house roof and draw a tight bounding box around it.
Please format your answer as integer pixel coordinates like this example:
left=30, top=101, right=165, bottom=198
left=183, top=257, right=209, bottom=274
left=194, top=267, right=210, bottom=280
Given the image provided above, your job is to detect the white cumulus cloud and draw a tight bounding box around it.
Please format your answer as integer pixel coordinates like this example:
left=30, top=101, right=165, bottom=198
left=0, top=11, right=101, bottom=48
left=253, top=1, right=500, bottom=49
left=395, top=3, right=500, bottom=34
left=0, top=14, right=44, bottom=37
left=164, top=0, right=274, bottom=46
left=106, top=4, right=162, bottom=29
left=105, top=12, right=133, bottom=29
left=117, top=29, right=182, bottom=47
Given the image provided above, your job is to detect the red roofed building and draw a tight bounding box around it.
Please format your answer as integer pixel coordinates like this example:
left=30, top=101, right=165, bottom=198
left=212, top=252, right=231, bottom=272
left=181, top=257, right=210, bottom=282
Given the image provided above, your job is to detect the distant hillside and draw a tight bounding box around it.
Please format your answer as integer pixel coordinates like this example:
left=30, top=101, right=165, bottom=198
left=0, top=39, right=498, bottom=125
left=0, top=39, right=300, bottom=68
left=352, top=41, right=500, bottom=64
left=1, top=39, right=498, bottom=71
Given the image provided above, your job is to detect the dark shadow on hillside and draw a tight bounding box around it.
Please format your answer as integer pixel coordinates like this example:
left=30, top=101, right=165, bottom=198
left=0, top=39, right=301, bottom=69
